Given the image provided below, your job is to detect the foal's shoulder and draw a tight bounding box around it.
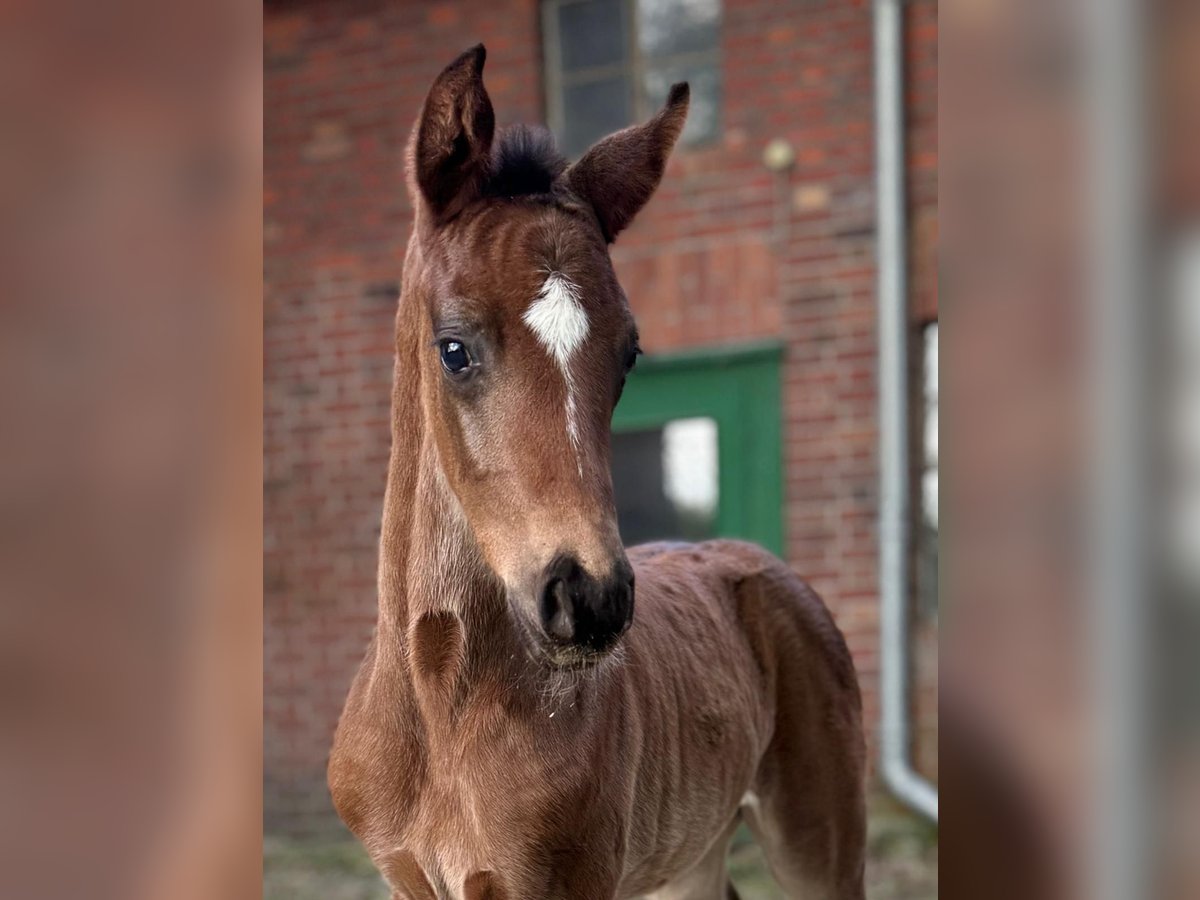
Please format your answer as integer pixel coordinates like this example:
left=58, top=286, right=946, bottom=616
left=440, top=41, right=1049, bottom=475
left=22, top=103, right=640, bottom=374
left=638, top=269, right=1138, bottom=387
left=629, top=538, right=832, bottom=628
left=629, top=539, right=805, bottom=607
left=629, top=537, right=787, bottom=579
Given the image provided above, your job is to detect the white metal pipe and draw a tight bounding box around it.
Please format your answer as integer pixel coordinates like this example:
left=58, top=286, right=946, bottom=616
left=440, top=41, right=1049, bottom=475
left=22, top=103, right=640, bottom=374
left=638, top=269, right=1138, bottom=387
left=1085, top=0, right=1147, bottom=895
left=873, top=0, right=938, bottom=823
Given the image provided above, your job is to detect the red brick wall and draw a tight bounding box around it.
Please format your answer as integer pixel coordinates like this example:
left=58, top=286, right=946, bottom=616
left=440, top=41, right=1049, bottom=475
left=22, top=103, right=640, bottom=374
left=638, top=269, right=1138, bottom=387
left=265, top=0, right=938, bottom=831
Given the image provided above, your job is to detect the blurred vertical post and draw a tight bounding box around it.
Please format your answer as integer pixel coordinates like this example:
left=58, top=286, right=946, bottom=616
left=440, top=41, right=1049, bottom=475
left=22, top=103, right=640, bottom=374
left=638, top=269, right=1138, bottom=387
left=0, top=2, right=262, bottom=897
left=1086, top=0, right=1150, bottom=896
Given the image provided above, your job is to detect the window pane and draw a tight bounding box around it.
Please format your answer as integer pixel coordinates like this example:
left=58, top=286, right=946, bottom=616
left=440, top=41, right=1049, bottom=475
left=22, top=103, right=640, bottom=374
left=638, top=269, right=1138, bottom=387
left=923, top=322, right=939, bottom=528
left=644, top=62, right=720, bottom=145
left=918, top=323, right=939, bottom=619
left=636, top=0, right=720, bottom=57
left=558, top=0, right=629, bottom=72
left=612, top=417, right=719, bottom=546
left=561, top=74, right=633, bottom=157
left=1167, top=236, right=1200, bottom=590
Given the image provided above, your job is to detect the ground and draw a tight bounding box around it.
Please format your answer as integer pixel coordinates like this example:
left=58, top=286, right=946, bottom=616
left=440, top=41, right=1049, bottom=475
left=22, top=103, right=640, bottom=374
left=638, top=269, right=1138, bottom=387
left=263, top=794, right=937, bottom=899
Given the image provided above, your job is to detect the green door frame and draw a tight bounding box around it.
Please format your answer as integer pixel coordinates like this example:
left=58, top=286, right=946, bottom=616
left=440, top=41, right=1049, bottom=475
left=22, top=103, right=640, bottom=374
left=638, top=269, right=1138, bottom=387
left=612, top=340, right=785, bottom=556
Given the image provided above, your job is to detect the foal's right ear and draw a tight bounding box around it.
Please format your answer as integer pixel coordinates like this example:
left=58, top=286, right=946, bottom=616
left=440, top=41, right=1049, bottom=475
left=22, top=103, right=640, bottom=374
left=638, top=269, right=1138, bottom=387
left=411, top=44, right=495, bottom=221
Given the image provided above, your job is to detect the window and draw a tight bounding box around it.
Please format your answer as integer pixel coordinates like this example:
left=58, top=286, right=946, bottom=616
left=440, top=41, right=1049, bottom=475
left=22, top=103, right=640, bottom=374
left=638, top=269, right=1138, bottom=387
left=1167, top=235, right=1200, bottom=592
left=542, top=0, right=722, bottom=158
left=917, top=322, right=939, bottom=619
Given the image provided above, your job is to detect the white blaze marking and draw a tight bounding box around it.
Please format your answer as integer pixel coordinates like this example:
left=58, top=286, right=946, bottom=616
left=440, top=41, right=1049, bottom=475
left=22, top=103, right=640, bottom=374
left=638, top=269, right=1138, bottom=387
left=522, top=272, right=589, bottom=472
left=523, top=272, right=589, bottom=365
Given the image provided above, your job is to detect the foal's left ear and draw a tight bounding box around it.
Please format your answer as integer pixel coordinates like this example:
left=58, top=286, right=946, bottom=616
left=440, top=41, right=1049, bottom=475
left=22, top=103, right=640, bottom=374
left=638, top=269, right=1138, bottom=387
left=566, top=83, right=690, bottom=243
left=411, top=44, right=495, bottom=220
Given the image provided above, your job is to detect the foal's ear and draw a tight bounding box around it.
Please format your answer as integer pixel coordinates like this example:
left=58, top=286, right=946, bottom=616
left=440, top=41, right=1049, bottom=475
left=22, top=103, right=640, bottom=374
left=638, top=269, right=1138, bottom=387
left=566, top=83, right=690, bottom=242
left=411, top=44, right=495, bottom=220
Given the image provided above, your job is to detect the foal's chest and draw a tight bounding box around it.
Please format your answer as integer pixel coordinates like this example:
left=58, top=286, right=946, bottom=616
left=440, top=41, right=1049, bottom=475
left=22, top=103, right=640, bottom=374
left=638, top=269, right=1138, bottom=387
left=378, top=844, right=504, bottom=900
left=372, top=735, right=569, bottom=900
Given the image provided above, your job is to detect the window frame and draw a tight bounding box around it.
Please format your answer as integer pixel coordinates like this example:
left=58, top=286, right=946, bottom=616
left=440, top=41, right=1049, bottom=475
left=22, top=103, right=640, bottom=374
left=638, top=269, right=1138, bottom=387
left=541, top=0, right=722, bottom=157
left=611, top=340, right=784, bottom=555
left=912, top=319, right=939, bottom=620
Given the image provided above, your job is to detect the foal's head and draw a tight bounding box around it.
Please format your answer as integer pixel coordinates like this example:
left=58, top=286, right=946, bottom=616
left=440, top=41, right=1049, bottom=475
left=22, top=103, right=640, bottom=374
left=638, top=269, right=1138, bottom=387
left=406, top=46, right=688, bottom=666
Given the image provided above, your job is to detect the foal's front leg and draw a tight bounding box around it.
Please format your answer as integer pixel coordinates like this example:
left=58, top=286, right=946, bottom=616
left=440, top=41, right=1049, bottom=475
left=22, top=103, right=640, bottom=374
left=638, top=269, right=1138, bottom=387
left=387, top=870, right=618, bottom=900
left=495, top=804, right=626, bottom=899
left=535, top=870, right=620, bottom=900
left=524, top=860, right=621, bottom=900
left=511, top=841, right=623, bottom=900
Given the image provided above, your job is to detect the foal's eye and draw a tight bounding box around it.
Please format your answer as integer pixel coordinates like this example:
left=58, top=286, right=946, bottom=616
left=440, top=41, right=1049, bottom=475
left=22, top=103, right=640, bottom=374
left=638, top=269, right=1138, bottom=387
left=439, top=339, right=473, bottom=375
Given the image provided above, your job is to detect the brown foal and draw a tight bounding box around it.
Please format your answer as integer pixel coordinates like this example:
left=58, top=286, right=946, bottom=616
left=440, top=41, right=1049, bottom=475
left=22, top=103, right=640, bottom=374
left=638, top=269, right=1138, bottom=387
left=328, top=46, right=866, bottom=900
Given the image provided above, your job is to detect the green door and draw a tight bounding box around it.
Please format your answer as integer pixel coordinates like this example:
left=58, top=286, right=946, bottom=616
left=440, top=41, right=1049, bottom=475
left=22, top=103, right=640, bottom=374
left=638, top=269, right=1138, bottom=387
left=610, top=341, right=784, bottom=556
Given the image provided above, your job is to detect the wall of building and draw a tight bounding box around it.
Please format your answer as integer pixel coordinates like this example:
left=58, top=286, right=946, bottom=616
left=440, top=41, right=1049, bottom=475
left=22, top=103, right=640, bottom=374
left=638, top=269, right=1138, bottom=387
left=265, top=0, right=938, bottom=831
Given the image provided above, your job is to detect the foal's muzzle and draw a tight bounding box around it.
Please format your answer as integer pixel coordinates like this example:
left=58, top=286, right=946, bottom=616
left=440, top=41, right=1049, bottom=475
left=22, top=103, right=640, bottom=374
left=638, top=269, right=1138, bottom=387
left=538, top=554, right=635, bottom=657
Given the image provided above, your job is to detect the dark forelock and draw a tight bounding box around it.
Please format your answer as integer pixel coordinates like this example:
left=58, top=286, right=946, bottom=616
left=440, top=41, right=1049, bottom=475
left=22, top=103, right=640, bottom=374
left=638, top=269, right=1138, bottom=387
left=484, top=125, right=568, bottom=199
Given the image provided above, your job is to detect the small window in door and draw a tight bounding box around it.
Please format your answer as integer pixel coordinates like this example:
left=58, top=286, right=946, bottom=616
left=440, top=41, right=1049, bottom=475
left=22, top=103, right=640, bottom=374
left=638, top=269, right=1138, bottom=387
left=612, top=417, right=718, bottom=545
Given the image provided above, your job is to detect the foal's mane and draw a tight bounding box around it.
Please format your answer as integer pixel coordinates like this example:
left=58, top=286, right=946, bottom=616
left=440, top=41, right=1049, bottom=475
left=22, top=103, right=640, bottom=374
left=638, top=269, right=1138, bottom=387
left=482, top=125, right=568, bottom=200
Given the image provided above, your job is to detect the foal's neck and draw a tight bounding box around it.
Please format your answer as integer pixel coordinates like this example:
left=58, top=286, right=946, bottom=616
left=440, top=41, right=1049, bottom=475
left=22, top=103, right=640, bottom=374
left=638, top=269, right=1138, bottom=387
left=375, top=285, right=526, bottom=707
left=378, top=409, right=515, bottom=675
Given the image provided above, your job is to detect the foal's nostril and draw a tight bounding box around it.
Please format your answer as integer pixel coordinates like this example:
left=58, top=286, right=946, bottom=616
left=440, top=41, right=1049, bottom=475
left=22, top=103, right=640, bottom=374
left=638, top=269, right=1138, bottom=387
left=540, top=577, right=576, bottom=644
left=537, top=555, right=635, bottom=654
